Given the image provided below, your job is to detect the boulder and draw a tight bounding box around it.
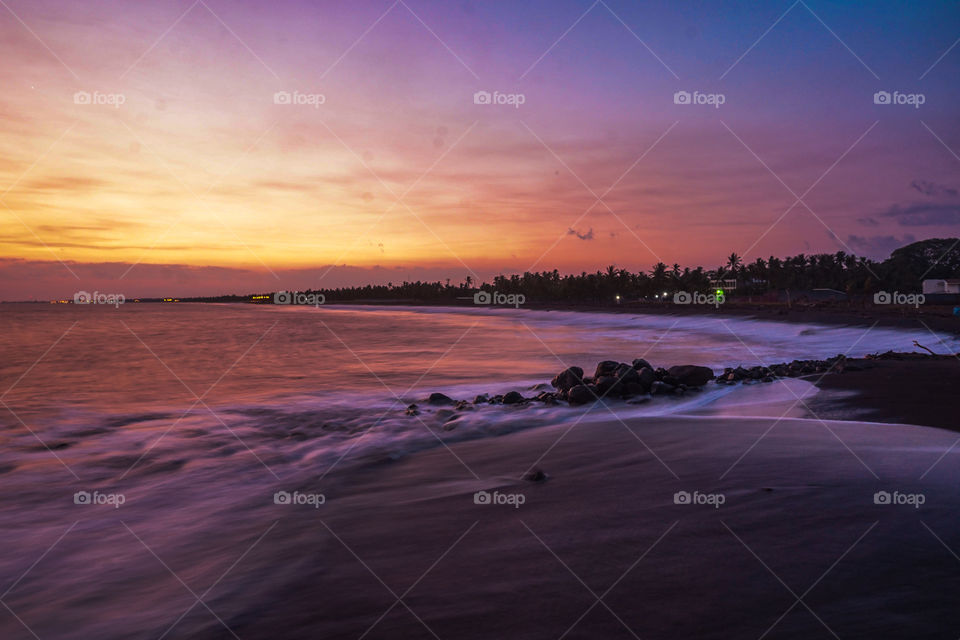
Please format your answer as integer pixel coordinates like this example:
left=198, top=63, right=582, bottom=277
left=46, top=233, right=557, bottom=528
left=502, top=391, right=525, bottom=405
left=595, top=375, right=620, bottom=395
left=632, top=358, right=653, bottom=371
left=637, top=367, right=656, bottom=391
left=615, top=363, right=640, bottom=385
left=428, top=392, right=454, bottom=405
left=473, top=394, right=489, bottom=404
left=594, top=360, right=621, bottom=379
left=650, top=381, right=675, bottom=395
left=623, top=382, right=645, bottom=397
left=668, top=365, right=715, bottom=387
left=567, top=384, right=598, bottom=405
left=551, top=366, right=584, bottom=393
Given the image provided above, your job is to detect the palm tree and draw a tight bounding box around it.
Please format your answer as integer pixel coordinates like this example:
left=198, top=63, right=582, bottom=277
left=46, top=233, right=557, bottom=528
left=726, top=253, right=742, bottom=277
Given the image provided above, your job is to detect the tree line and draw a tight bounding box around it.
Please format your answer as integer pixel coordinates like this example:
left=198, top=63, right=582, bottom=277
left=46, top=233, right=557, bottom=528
left=191, top=237, right=960, bottom=304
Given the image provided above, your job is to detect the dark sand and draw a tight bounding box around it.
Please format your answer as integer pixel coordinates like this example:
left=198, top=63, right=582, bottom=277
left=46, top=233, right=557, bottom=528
left=196, top=414, right=960, bottom=640
left=810, top=355, right=960, bottom=432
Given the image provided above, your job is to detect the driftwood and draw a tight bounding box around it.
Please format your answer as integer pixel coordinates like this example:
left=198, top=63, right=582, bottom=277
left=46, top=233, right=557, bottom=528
left=912, top=340, right=937, bottom=356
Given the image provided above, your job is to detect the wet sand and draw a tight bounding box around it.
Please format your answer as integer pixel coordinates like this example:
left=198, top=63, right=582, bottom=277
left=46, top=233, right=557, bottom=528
left=162, top=414, right=960, bottom=639
left=810, top=356, right=960, bottom=432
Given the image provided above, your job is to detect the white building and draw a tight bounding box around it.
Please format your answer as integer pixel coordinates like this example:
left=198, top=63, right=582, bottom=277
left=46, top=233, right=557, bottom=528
left=709, top=278, right=737, bottom=291
left=922, top=279, right=960, bottom=294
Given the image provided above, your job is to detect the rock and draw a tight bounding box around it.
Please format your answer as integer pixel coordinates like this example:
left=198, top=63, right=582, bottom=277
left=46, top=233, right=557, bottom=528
left=594, top=360, right=621, bottom=379
left=626, top=394, right=652, bottom=405
left=667, top=365, right=715, bottom=387
left=405, top=404, right=419, bottom=416
left=454, top=400, right=472, bottom=411
left=473, top=394, right=489, bottom=404
left=428, top=392, right=454, bottom=406
left=761, top=376, right=773, bottom=383
left=502, top=391, right=525, bottom=405
left=615, top=363, right=640, bottom=385
left=525, top=468, right=548, bottom=482
left=567, top=384, right=598, bottom=405
left=528, top=382, right=551, bottom=391
left=595, top=375, right=620, bottom=395
left=637, top=367, right=656, bottom=391
left=650, top=381, right=675, bottom=395
left=623, top=382, right=645, bottom=397
left=551, top=366, right=584, bottom=393
left=632, top=358, right=653, bottom=371
left=536, top=391, right=559, bottom=405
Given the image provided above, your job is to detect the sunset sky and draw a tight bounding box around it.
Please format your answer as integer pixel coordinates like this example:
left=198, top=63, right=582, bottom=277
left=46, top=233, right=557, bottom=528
left=1, top=0, right=959, bottom=299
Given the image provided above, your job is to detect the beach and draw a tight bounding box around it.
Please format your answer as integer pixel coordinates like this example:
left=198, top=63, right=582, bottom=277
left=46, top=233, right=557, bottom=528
left=13, top=412, right=956, bottom=639
left=2, top=304, right=960, bottom=639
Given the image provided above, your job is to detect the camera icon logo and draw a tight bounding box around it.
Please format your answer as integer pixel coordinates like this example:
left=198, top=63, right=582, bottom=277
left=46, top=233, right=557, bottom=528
left=873, top=291, right=891, bottom=305
left=74, top=291, right=92, bottom=304
left=274, top=491, right=292, bottom=505
left=74, top=491, right=91, bottom=505
left=274, top=291, right=292, bottom=304
left=473, top=291, right=492, bottom=305
left=473, top=490, right=491, bottom=505
left=73, top=91, right=91, bottom=105
left=873, top=91, right=891, bottom=105
left=473, top=90, right=491, bottom=105
left=673, top=90, right=691, bottom=105
left=873, top=490, right=891, bottom=505
left=673, top=291, right=692, bottom=304
left=673, top=490, right=691, bottom=505
left=274, top=91, right=292, bottom=105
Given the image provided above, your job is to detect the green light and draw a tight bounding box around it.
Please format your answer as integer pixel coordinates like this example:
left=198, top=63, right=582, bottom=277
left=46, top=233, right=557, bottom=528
left=716, top=289, right=724, bottom=296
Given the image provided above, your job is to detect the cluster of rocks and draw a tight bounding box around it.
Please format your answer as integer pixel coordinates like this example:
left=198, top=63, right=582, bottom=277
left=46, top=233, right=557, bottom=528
left=414, top=354, right=854, bottom=413
left=550, top=360, right=715, bottom=405
left=715, top=355, right=850, bottom=384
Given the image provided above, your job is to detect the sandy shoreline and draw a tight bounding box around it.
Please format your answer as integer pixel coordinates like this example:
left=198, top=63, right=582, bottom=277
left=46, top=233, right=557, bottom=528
left=186, top=413, right=960, bottom=640
left=810, top=356, right=960, bottom=432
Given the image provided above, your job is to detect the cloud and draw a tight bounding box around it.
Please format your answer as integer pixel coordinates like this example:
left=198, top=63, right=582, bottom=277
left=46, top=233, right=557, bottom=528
left=567, top=227, right=594, bottom=240
left=881, top=203, right=960, bottom=226
left=846, top=234, right=916, bottom=258
left=910, top=180, right=958, bottom=198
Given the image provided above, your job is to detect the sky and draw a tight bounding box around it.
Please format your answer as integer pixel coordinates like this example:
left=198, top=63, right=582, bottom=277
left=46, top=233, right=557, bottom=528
left=1, top=0, right=959, bottom=299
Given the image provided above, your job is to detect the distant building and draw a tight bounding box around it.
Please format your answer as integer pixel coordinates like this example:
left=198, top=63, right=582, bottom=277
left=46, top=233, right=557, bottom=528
left=710, top=278, right=737, bottom=291
left=922, top=279, right=960, bottom=294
